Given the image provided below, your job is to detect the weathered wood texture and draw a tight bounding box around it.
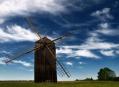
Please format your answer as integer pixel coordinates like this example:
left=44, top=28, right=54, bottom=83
left=34, top=37, right=57, bottom=83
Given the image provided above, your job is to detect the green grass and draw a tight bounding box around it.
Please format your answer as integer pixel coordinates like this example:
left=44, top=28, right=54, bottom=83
left=0, top=81, right=119, bottom=87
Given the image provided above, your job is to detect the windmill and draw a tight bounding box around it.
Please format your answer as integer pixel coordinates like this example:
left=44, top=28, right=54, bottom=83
left=4, top=17, right=71, bottom=83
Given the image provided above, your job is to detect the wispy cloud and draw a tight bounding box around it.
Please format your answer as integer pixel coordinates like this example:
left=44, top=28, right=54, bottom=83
left=75, top=50, right=99, bottom=59
left=79, top=22, right=119, bottom=50
left=0, top=57, right=6, bottom=65
left=91, top=8, right=119, bottom=36
left=0, top=50, right=11, bottom=54
left=0, top=57, right=33, bottom=67
left=64, top=0, right=105, bottom=11
left=13, top=60, right=33, bottom=67
left=79, top=42, right=119, bottom=50
left=0, top=0, right=59, bottom=24
left=61, top=42, right=119, bottom=50
left=100, top=50, right=115, bottom=56
left=116, top=50, right=119, bottom=55
left=0, top=0, right=67, bottom=23
left=56, top=47, right=100, bottom=59
left=0, top=18, right=5, bottom=24
left=91, top=8, right=113, bottom=21
left=97, top=23, right=119, bottom=36
left=79, top=61, right=86, bottom=65
left=56, top=48, right=73, bottom=54
left=0, top=25, right=38, bottom=43
left=66, top=62, right=73, bottom=66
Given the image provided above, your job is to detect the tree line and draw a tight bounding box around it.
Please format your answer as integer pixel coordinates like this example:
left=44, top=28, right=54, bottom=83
left=76, top=67, right=119, bottom=81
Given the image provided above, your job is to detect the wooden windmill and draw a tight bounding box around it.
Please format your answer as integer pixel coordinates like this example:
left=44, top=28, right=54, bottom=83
left=4, top=17, right=71, bottom=83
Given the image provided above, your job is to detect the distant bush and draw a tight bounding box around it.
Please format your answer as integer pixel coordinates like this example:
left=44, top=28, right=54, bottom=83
left=75, top=79, right=79, bottom=81
left=83, top=77, right=93, bottom=81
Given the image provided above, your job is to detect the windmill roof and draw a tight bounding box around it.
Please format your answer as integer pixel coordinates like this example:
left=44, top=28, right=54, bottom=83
left=36, top=37, right=54, bottom=44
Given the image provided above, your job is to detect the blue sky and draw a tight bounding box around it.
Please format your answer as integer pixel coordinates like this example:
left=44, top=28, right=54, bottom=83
left=0, top=0, right=119, bottom=81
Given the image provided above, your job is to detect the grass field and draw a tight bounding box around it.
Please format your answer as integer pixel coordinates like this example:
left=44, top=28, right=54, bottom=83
left=0, top=81, right=119, bottom=87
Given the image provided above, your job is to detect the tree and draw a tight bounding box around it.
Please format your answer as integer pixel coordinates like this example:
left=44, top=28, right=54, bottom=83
left=98, top=67, right=116, bottom=81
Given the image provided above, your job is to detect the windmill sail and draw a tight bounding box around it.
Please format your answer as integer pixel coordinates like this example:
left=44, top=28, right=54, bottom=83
left=4, top=45, right=43, bottom=63
left=46, top=45, right=71, bottom=78
left=25, top=17, right=41, bottom=39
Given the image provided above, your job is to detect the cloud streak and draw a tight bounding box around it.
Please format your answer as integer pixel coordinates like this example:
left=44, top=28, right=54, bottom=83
left=0, top=57, right=33, bottom=67
left=66, top=62, right=73, bottom=66
left=79, top=61, right=86, bottom=65
left=100, top=50, right=115, bottom=56
left=97, top=23, right=119, bottom=36
left=56, top=47, right=100, bottom=59
left=91, top=8, right=113, bottom=21
left=0, top=57, right=6, bottom=65
left=0, top=25, right=38, bottom=43
left=13, top=60, right=33, bottom=67
left=0, top=0, right=67, bottom=24
left=0, top=0, right=66, bottom=16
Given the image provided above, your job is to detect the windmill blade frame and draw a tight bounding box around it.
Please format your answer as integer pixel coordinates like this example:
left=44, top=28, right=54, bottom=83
left=46, top=45, right=71, bottom=78
left=5, top=45, right=43, bottom=63
left=4, top=36, right=66, bottom=64
left=25, top=17, right=42, bottom=40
